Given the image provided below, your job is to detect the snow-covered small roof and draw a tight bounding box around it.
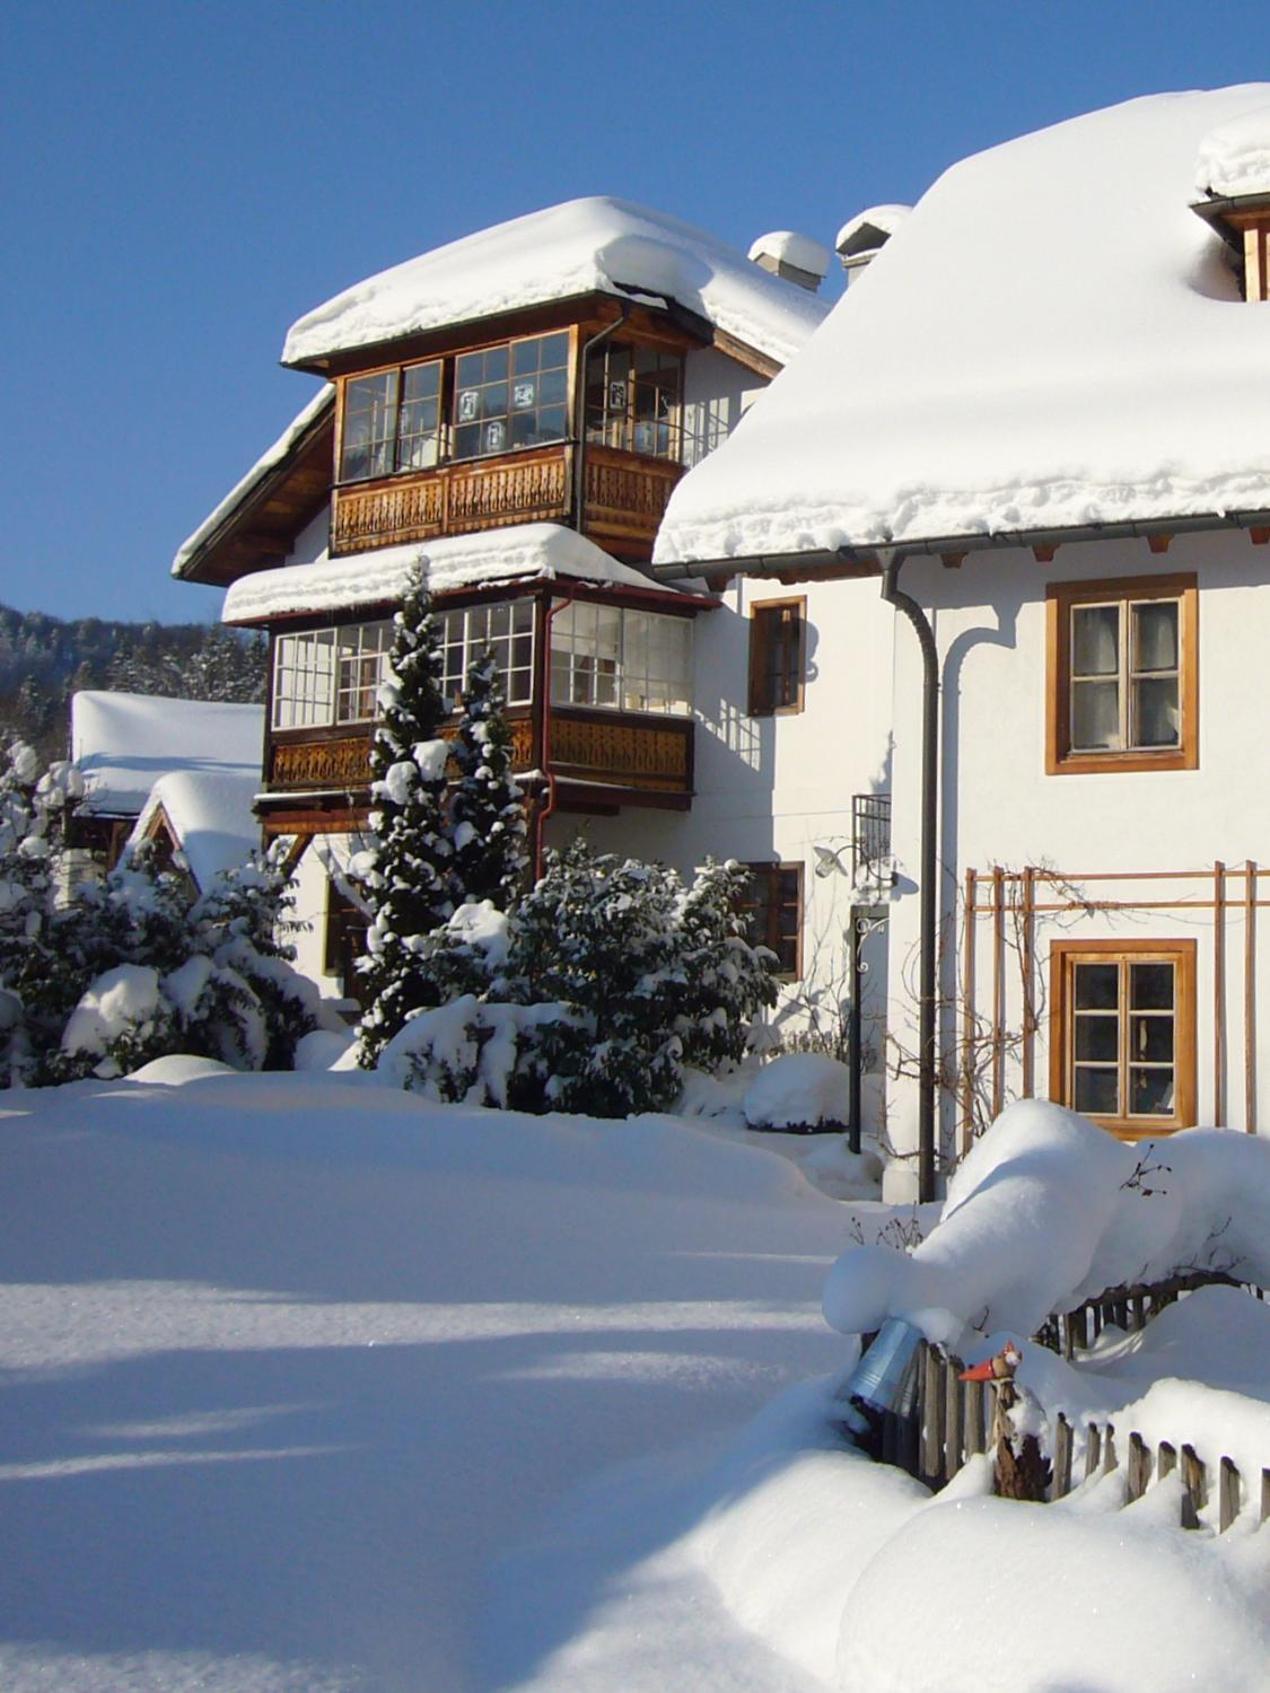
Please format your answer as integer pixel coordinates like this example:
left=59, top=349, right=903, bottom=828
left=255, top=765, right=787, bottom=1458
left=656, top=87, right=1270, bottom=567
left=834, top=205, right=912, bottom=260
left=746, top=231, right=832, bottom=281
left=1195, top=100, right=1270, bottom=197
left=171, top=385, right=333, bottom=579
left=282, top=197, right=828, bottom=371
left=221, top=523, right=692, bottom=624
left=131, top=769, right=260, bottom=891
left=71, top=692, right=264, bottom=818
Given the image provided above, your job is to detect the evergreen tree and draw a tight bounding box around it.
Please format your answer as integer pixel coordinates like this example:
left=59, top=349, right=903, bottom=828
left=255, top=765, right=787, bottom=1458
left=670, top=858, right=779, bottom=1070
left=357, top=567, right=455, bottom=1064
left=448, top=651, right=528, bottom=910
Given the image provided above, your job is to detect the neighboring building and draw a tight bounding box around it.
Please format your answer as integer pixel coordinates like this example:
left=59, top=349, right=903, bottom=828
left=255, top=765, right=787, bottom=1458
left=655, top=86, right=1270, bottom=1195
left=172, top=196, right=830, bottom=1005
left=69, top=691, right=264, bottom=881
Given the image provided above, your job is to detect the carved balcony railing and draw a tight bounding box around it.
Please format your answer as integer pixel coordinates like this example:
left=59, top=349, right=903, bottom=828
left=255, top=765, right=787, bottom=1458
left=330, top=443, right=683, bottom=558
left=265, top=709, right=690, bottom=803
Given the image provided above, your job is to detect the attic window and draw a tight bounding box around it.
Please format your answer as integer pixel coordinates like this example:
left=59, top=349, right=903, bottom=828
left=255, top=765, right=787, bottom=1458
left=340, top=362, right=442, bottom=481
left=452, top=332, right=570, bottom=461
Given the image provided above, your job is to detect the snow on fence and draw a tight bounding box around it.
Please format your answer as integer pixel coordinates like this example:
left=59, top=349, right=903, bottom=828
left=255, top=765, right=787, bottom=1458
left=1032, top=1268, right=1267, bottom=1359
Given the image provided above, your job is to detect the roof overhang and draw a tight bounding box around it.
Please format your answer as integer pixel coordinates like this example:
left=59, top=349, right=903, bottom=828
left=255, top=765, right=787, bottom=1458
left=650, top=507, right=1270, bottom=585
left=1190, top=189, right=1270, bottom=251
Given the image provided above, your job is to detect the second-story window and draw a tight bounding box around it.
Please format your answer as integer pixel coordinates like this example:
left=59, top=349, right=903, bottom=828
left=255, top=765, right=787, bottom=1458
left=273, top=622, right=393, bottom=730
left=550, top=602, right=692, bottom=715
left=439, top=601, right=536, bottom=708
left=340, top=362, right=442, bottom=482
left=748, top=598, right=805, bottom=716
left=453, top=332, right=570, bottom=460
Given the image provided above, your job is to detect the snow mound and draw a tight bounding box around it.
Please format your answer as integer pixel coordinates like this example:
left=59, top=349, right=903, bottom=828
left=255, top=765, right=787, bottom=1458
left=824, top=1099, right=1270, bottom=1339
left=656, top=86, right=1270, bottom=565
left=1196, top=100, right=1270, bottom=196
left=125, top=1054, right=237, bottom=1085
left=282, top=196, right=827, bottom=370
left=744, top=1053, right=849, bottom=1131
left=292, top=1028, right=356, bottom=1072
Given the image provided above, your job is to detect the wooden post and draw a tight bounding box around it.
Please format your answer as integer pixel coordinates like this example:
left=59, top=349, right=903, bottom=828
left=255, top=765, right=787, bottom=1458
left=961, top=868, right=977, bottom=1156
left=1181, top=1443, right=1207, bottom=1529
left=1127, top=1432, right=1151, bottom=1502
left=1053, top=1414, right=1074, bottom=1500
left=1085, top=1423, right=1102, bottom=1480
left=1130, top=1294, right=1145, bottom=1332
left=1261, top=1468, right=1270, bottom=1526
left=1103, top=1422, right=1118, bottom=1474
left=1071, top=1306, right=1087, bottom=1352
left=1021, top=865, right=1036, bottom=1097
left=1158, top=1440, right=1177, bottom=1481
left=1215, top=860, right=1227, bottom=1125
left=921, top=1343, right=943, bottom=1487
left=945, top=1355, right=964, bottom=1480
left=1247, top=861, right=1258, bottom=1134
left=1219, top=1456, right=1241, bottom=1532
left=991, top=865, right=1005, bottom=1118
left=966, top=1378, right=986, bottom=1456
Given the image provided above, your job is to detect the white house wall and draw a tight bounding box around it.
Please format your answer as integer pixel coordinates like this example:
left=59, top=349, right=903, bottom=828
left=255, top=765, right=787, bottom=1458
left=882, top=529, right=1270, bottom=1196
left=681, top=349, right=765, bottom=468
left=287, top=837, right=346, bottom=1004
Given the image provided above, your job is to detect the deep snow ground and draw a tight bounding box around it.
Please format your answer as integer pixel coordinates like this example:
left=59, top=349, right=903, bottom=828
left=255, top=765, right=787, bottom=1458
left=0, top=1071, right=852, bottom=1692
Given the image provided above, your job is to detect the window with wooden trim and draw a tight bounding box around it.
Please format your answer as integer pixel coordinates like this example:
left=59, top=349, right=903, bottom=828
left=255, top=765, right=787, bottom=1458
left=340, top=361, right=442, bottom=482
left=549, top=601, right=692, bottom=715
left=1050, top=940, right=1196, bottom=1137
left=584, top=341, right=684, bottom=460
left=439, top=599, right=536, bottom=709
left=272, top=621, right=392, bottom=730
left=740, top=862, right=803, bottom=980
left=748, top=599, right=805, bottom=716
left=1046, top=576, right=1197, bottom=774
left=324, top=877, right=368, bottom=1003
left=452, top=332, right=570, bottom=461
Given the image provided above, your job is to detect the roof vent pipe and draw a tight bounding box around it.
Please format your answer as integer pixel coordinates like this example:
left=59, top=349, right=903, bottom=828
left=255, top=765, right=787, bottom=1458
left=747, top=231, right=832, bottom=293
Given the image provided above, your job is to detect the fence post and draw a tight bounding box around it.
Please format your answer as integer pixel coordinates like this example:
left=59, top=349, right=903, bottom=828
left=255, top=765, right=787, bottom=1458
left=945, top=1355, right=964, bottom=1480
left=1103, top=1423, right=1118, bottom=1474
left=1219, top=1456, right=1241, bottom=1533
left=1158, top=1440, right=1177, bottom=1481
left=1126, top=1432, right=1151, bottom=1502
left=1181, top=1444, right=1207, bottom=1530
left=1085, top=1423, right=1102, bottom=1480
left=966, top=1376, right=986, bottom=1455
left=1053, top=1414, right=1073, bottom=1500
left=921, top=1344, right=944, bottom=1487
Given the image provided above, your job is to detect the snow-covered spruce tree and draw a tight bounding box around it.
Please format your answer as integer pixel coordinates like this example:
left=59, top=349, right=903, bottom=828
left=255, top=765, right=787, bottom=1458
left=357, top=567, right=456, bottom=1065
left=669, top=858, right=778, bottom=1071
left=448, top=651, right=528, bottom=910
left=498, top=842, right=685, bottom=1117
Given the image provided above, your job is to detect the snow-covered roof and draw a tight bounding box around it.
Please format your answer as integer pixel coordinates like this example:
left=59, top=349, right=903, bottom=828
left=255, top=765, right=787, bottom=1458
left=1195, top=99, right=1270, bottom=197
left=71, top=691, right=264, bottom=818
left=171, top=385, right=333, bottom=579
left=282, top=197, right=828, bottom=371
left=746, top=230, right=832, bottom=280
left=655, top=87, right=1270, bottom=567
left=221, top=523, right=693, bottom=624
left=130, top=768, right=261, bottom=891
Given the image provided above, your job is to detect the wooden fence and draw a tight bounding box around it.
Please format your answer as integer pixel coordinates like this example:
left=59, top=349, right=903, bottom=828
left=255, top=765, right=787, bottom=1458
left=907, top=1340, right=1269, bottom=1534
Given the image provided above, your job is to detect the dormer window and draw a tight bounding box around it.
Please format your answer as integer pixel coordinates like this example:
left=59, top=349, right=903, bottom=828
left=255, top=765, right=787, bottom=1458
left=584, top=342, right=684, bottom=460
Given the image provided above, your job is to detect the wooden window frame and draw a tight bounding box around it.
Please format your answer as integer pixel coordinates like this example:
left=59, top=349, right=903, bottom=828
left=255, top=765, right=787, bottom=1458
left=740, top=861, right=804, bottom=981
left=1046, top=574, right=1198, bottom=775
left=1049, top=938, right=1196, bottom=1139
left=583, top=338, right=686, bottom=462
left=748, top=597, right=806, bottom=718
left=324, top=875, right=369, bottom=1002
left=337, top=359, right=444, bottom=485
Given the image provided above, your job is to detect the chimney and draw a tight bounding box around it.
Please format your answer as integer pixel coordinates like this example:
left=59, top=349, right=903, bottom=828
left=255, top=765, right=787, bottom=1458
left=747, top=231, right=832, bottom=294
left=835, top=205, right=912, bottom=283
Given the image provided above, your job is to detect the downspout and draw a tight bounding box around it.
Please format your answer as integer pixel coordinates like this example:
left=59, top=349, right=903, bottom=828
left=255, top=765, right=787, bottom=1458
left=573, top=304, right=630, bottom=531
left=534, top=580, right=578, bottom=879
left=879, top=548, right=939, bottom=1204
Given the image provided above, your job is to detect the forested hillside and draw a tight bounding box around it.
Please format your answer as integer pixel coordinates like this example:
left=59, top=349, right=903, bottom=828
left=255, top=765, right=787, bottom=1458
left=0, top=604, right=266, bottom=763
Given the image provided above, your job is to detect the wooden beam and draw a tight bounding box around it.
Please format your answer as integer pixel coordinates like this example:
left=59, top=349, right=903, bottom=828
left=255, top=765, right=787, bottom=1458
left=1147, top=533, right=1172, bottom=555
left=941, top=552, right=966, bottom=570
left=1251, top=526, right=1270, bottom=546
left=1032, top=543, right=1058, bottom=563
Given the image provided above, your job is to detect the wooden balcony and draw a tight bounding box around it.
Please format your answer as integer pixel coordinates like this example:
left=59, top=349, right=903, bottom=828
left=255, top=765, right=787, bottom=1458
left=330, top=443, right=683, bottom=561
left=263, top=708, right=691, bottom=810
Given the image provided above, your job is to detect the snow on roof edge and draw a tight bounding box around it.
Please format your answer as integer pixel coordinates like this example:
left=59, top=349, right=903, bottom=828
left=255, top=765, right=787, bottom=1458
left=171, top=385, right=333, bottom=578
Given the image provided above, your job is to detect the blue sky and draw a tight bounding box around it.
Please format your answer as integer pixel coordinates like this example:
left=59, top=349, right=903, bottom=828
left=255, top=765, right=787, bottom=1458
left=3, top=0, right=1269, bottom=624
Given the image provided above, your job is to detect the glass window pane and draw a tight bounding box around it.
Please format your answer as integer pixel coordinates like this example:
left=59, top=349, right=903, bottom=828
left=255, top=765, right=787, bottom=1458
left=1132, top=677, right=1179, bottom=748
left=1130, top=963, right=1174, bottom=1010
left=1071, top=680, right=1120, bottom=750
left=1074, top=963, right=1119, bottom=1010
left=402, top=362, right=439, bottom=400
left=1074, top=1067, right=1119, bottom=1115
left=1133, top=601, right=1178, bottom=673
left=1130, top=1067, right=1175, bottom=1115
left=1075, top=1015, right=1119, bottom=1062
left=1131, top=1015, right=1174, bottom=1063
left=1072, top=605, right=1119, bottom=677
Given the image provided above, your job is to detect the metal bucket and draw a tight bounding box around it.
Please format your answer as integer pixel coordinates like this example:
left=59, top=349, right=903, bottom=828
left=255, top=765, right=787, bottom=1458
left=840, top=1318, right=925, bottom=1460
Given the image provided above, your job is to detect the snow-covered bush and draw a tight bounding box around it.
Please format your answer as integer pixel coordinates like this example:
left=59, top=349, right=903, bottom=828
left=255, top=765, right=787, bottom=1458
left=743, top=1052, right=850, bottom=1132
left=59, top=963, right=177, bottom=1080
left=375, top=844, right=778, bottom=1118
